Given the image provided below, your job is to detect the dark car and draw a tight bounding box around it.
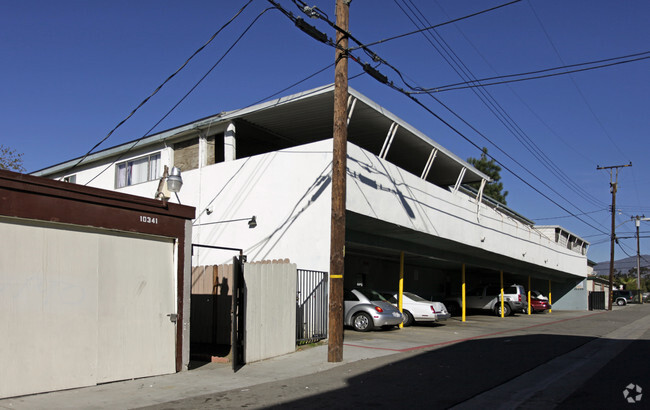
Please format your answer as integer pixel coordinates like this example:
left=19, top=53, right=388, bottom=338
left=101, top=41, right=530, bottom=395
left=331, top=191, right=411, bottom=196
left=612, top=290, right=634, bottom=306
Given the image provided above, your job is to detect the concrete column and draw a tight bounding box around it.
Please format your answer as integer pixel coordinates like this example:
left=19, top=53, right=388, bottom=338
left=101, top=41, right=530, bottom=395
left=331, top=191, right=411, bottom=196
left=225, top=122, right=236, bottom=161
left=198, top=133, right=207, bottom=168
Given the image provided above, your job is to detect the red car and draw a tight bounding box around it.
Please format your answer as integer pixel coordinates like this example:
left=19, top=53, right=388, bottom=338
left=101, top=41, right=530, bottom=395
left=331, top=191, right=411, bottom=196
left=530, top=291, right=551, bottom=313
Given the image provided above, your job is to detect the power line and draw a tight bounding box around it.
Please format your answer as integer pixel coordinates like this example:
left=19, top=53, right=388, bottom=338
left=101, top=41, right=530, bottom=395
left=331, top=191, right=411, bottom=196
left=70, top=0, right=256, bottom=174
left=85, top=6, right=274, bottom=185
left=392, top=0, right=609, bottom=224
left=528, top=1, right=629, bottom=162
left=346, top=0, right=523, bottom=51
left=272, top=0, right=610, bottom=235
left=432, top=0, right=602, bottom=175
left=416, top=52, right=650, bottom=92
left=395, top=0, right=609, bottom=211
left=534, top=208, right=607, bottom=221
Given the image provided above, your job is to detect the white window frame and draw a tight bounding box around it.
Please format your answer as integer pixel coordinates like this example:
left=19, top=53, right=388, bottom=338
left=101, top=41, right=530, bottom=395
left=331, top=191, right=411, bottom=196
left=115, top=152, right=161, bottom=188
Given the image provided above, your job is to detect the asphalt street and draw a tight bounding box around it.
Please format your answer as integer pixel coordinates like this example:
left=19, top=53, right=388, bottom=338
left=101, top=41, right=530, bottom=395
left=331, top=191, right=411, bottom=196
left=139, top=304, right=650, bottom=409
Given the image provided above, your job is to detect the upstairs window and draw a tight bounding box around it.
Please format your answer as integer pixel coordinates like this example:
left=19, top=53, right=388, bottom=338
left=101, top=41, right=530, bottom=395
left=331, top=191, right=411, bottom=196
left=115, top=153, right=160, bottom=188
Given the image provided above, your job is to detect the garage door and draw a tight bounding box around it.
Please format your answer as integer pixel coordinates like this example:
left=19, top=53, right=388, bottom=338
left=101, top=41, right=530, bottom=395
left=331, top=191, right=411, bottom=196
left=0, top=218, right=176, bottom=398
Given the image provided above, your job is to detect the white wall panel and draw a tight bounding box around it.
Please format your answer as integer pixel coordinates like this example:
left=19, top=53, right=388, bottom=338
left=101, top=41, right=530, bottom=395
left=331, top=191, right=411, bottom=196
left=0, top=219, right=99, bottom=398
left=97, top=234, right=176, bottom=382
left=244, top=262, right=297, bottom=363
left=0, top=218, right=177, bottom=399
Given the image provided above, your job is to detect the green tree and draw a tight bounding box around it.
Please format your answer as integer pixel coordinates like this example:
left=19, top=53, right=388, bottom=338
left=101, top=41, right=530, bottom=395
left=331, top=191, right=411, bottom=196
left=467, top=147, right=508, bottom=205
left=0, top=145, right=25, bottom=172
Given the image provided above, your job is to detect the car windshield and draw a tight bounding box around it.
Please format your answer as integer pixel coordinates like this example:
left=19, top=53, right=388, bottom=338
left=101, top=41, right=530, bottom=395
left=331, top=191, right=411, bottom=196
left=356, top=288, right=387, bottom=302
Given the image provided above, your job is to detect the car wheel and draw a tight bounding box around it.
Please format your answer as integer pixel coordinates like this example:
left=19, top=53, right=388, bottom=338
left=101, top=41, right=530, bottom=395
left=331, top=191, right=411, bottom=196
left=494, top=303, right=512, bottom=316
left=403, top=310, right=414, bottom=327
left=616, top=299, right=626, bottom=306
left=352, top=312, right=373, bottom=332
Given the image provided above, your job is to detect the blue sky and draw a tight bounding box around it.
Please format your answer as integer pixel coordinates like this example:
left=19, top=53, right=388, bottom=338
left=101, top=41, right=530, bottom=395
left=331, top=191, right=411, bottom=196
left=2, top=0, right=649, bottom=264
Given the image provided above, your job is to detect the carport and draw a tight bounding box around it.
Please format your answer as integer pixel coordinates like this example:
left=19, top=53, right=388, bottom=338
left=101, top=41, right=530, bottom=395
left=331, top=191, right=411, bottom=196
left=343, top=210, right=588, bottom=321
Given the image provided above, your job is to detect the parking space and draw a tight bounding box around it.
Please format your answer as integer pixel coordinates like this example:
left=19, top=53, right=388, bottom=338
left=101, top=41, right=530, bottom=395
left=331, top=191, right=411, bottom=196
left=343, top=309, right=604, bottom=354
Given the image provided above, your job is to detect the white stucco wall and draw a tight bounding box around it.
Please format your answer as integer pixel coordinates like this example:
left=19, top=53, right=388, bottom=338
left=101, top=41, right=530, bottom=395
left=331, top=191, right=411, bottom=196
left=75, top=140, right=335, bottom=271
left=52, top=138, right=586, bottom=278
left=346, top=143, right=587, bottom=277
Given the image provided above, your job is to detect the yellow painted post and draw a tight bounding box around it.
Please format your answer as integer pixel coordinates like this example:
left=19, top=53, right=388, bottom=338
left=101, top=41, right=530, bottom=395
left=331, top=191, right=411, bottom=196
left=399, top=252, right=404, bottom=328
left=528, top=275, right=530, bottom=315
left=500, top=271, right=505, bottom=318
left=462, top=264, right=466, bottom=322
left=548, top=280, right=552, bottom=313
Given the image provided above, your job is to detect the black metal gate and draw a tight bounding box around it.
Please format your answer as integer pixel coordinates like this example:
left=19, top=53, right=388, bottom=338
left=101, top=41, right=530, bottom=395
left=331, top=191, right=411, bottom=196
left=296, top=269, right=328, bottom=344
left=589, top=291, right=605, bottom=310
left=231, top=255, right=245, bottom=371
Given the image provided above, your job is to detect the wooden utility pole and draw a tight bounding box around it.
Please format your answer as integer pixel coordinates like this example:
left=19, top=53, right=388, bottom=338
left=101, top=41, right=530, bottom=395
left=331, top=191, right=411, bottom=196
left=597, top=163, right=631, bottom=310
left=328, top=0, right=349, bottom=363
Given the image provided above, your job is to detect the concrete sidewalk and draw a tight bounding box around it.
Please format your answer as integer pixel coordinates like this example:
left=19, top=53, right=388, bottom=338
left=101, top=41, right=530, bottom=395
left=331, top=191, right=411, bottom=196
left=0, top=339, right=399, bottom=409
left=0, top=308, right=624, bottom=409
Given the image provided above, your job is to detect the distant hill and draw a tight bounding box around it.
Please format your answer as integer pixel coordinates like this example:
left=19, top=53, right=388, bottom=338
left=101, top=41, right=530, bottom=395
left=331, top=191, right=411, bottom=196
left=592, top=255, right=650, bottom=276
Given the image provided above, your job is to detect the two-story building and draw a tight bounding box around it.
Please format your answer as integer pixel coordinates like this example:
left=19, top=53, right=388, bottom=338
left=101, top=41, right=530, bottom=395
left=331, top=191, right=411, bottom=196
left=34, top=84, right=590, bottom=310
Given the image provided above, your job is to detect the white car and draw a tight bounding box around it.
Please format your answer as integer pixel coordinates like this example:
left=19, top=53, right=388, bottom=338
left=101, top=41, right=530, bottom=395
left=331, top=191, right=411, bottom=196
left=383, top=291, right=450, bottom=326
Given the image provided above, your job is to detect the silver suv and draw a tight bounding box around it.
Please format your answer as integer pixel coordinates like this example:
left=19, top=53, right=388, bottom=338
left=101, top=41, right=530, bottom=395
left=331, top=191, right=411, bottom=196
left=446, top=284, right=528, bottom=316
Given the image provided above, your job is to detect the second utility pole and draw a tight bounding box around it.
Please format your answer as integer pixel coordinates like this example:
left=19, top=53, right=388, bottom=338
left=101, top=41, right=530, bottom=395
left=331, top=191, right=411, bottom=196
left=328, top=0, right=349, bottom=363
left=597, top=162, right=631, bottom=310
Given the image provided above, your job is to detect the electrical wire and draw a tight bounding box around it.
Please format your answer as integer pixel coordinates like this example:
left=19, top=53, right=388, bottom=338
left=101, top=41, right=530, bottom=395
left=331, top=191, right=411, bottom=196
left=534, top=208, right=608, bottom=221
left=395, top=0, right=608, bottom=215
left=272, top=0, right=610, bottom=236
left=70, top=0, right=255, bottom=174
left=528, top=1, right=630, bottom=162
left=415, top=52, right=650, bottom=92
left=85, top=7, right=274, bottom=186
left=432, top=0, right=602, bottom=176
left=344, top=0, right=523, bottom=51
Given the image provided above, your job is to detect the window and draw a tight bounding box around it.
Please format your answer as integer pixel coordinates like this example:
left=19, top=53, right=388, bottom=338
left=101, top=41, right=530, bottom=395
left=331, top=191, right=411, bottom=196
left=63, top=175, right=76, bottom=183
left=344, top=289, right=359, bottom=302
left=115, top=153, right=161, bottom=188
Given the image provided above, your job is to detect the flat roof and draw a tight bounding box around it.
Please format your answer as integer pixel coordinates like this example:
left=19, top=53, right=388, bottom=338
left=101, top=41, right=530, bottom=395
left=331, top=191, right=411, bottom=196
left=33, top=85, right=488, bottom=187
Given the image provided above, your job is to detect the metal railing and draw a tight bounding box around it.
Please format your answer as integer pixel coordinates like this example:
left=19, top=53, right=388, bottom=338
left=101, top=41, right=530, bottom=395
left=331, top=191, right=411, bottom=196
left=296, top=269, right=328, bottom=344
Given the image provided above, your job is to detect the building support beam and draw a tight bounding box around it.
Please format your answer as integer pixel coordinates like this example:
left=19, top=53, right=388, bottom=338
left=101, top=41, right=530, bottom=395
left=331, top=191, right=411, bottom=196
left=379, top=122, right=398, bottom=159
left=452, top=167, right=467, bottom=194
left=198, top=132, right=208, bottom=168
left=225, top=122, right=236, bottom=161
left=527, top=275, right=531, bottom=315
left=476, top=178, right=486, bottom=220
left=347, top=96, right=357, bottom=126
left=398, top=252, right=404, bottom=329
left=420, top=148, right=438, bottom=180
left=461, top=264, right=466, bottom=323
left=500, top=270, right=505, bottom=318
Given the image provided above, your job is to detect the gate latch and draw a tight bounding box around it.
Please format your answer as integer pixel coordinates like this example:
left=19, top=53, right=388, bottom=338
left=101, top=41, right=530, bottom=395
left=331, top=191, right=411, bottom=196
left=167, top=313, right=178, bottom=323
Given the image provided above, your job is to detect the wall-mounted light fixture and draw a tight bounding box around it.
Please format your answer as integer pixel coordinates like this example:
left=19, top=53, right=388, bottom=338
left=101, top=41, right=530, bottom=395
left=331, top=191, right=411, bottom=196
left=155, top=165, right=183, bottom=205
left=167, top=167, right=183, bottom=194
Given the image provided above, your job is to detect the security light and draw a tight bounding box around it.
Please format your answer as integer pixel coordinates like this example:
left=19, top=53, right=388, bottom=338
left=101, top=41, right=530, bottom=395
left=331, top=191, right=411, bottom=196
left=167, top=167, right=183, bottom=193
